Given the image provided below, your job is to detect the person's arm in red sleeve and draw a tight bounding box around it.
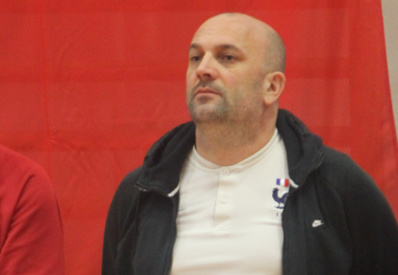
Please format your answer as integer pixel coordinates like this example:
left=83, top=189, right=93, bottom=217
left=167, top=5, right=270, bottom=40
left=0, top=145, right=65, bottom=274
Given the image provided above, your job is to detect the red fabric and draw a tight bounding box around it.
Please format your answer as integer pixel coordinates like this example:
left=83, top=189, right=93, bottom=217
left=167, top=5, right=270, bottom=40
left=0, top=144, right=64, bottom=274
left=0, top=1, right=397, bottom=274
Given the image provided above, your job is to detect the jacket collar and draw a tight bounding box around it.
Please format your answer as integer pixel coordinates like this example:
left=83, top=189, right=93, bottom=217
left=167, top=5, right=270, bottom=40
left=136, top=109, right=325, bottom=195
left=135, top=122, right=196, bottom=196
left=276, top=109, right=325, bottom=186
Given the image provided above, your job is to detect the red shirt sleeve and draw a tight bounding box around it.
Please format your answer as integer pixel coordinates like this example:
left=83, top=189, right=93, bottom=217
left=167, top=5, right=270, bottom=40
left=0, top=145, right=65, bottom=274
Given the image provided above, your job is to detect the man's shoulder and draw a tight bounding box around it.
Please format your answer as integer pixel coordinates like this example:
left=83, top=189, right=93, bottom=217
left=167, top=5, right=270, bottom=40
left=115, top=167, right=144, bottom=199
left=113, top=121, right=195, bottom=205
left=320, top=146, right=364, bottom=174
left=321, top=146, right=355, bottom=167
left=318, top=146, right=376, bottom=192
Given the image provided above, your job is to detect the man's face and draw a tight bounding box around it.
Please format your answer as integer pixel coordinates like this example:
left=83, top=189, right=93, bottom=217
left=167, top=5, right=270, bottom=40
left=186, top=15, right=269, bottom=124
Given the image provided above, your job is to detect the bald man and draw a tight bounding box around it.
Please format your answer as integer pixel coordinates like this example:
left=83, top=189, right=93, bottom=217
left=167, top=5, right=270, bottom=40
left=102, top=13, right=398, bottom=275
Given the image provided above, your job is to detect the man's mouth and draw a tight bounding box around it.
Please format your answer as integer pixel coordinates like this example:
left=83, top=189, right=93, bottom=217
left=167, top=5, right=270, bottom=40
left=194, top=87, right=221, bottom=97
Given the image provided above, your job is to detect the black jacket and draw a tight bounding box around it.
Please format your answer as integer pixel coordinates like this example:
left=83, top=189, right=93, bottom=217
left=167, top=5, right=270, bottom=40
left=102, top=109, right=398, bottom=275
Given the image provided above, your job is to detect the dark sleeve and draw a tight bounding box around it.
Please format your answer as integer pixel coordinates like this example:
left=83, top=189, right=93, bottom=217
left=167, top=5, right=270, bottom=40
left=334, top=154, right=398, bottom=274
left=102, top=168, right=142, bottom=275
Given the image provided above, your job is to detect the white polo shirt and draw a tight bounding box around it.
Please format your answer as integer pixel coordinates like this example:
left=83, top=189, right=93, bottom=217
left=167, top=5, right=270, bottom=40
left=171, top=130, right=290, bottom=275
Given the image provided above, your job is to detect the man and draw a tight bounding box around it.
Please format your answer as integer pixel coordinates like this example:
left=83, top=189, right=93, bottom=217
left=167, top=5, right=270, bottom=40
left=0, top=143, right=64, bottom=274
left=102, top=13, right=398, bottom=274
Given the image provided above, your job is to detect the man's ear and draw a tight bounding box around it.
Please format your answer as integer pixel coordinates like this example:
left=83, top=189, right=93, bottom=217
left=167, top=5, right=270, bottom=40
left=263, top=71, right=286, bottom=106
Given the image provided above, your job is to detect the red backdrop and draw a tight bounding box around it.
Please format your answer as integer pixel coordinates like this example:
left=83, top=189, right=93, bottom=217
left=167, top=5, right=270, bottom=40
left=1, top=1, right=397, bottom=274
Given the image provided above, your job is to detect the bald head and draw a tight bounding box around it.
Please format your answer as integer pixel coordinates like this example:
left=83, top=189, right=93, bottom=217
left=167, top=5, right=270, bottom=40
left=195, top=13, right=286, bottom=72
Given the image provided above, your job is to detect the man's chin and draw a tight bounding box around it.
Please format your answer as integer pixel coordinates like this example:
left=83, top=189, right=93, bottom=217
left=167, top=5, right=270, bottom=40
left=188, top=106, right=226, bottom=124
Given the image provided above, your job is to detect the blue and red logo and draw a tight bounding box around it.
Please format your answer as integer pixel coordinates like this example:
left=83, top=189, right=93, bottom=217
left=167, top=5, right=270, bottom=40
left=272, top=178, right=290, bottom=209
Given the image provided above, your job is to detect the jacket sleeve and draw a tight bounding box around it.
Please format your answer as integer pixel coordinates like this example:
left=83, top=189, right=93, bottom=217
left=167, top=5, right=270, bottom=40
left=0, top=164, right=65, bottom=275
left=102, top=168, right=142, bottom=275
left=336, top=155, right=398, bottom=274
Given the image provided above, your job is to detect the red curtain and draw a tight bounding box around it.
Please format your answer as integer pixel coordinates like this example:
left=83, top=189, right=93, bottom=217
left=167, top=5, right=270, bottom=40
left=1, top=1, right=397, bottom=274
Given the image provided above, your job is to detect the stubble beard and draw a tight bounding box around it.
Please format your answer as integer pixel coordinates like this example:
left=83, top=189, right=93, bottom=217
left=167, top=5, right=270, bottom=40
left=187, top=82, right=231, bottom=124
left=188, top=89, right=265, bottom=149
left=186, top=79, right=268, bottom=148
left=188, top=97, right=231, bottom=124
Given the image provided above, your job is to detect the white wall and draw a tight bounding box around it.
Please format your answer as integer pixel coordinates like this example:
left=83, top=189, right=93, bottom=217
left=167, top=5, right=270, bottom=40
left=382, top=0, right=398, bottom=137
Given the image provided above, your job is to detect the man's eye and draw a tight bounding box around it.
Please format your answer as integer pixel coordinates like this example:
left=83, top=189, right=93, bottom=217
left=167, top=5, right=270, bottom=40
left=190, top=56, right=202, bottom=62
left=220, top=55, right=236, bottom=62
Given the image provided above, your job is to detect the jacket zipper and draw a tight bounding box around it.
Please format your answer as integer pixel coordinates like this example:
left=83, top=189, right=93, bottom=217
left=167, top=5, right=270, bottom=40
left=281, top=153, right=325, bottom=275
left=163, top=195, right=179, bottom=275
left=134, top=181, right=178, bottom=275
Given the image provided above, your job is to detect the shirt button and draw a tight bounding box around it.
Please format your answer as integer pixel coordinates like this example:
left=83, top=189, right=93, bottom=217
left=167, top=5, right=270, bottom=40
left=220, top=196, right=228, bottom=204
left=221, top=168, right=230, bottom=175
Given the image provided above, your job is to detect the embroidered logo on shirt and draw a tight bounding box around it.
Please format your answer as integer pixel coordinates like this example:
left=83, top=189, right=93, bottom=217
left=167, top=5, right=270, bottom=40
left=276, top=178, right=290, bottom=187
left=312, top=220, right=324, bottom=228
left=272, top=178, right=290, bottom=209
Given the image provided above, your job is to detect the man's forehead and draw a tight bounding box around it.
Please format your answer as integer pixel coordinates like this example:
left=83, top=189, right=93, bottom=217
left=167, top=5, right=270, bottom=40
left=191, top=28, right=247, bottom=48
left=195, top=16, right=255, bottom=37
left=190, top=19, right=265, bottom=53
left=189, top=42, right=242, bottom=53
left=201, top=13, right=262, bottom=28
left=191, top=14, right=268, bottom=46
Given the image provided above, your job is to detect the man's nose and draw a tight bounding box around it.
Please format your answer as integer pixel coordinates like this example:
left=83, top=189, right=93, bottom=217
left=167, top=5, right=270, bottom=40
left=196, top=54, right=219, bottom=80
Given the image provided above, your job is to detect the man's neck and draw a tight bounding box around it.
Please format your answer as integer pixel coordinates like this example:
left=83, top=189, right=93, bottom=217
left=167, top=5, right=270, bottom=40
left=194, top=119, right=277, bottom=166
